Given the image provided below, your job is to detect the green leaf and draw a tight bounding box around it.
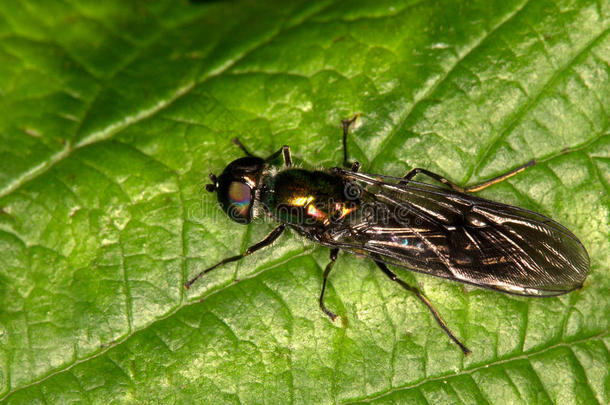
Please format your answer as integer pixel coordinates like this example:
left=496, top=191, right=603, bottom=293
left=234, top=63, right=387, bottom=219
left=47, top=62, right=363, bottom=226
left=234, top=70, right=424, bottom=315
left=0, top=0, right=608, bottom=403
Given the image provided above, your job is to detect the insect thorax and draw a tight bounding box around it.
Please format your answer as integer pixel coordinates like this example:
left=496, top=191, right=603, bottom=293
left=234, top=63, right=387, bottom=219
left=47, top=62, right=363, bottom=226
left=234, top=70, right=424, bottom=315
left=260, top=169, right=358, bottom=227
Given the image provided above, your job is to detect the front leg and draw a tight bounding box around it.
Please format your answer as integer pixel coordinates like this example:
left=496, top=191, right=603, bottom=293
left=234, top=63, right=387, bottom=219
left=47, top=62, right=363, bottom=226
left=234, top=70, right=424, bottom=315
left=232, top=137, right=292, bottom=168
left=264, top=145, right=292, bottom=167
left=341, top=115, right=360, bottom=170
left=184, top=224, right=286, bottom=289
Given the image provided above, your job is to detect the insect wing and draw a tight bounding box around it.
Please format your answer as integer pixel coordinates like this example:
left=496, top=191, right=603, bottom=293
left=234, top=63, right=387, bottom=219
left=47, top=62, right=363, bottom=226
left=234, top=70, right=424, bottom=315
left=331, top=169, right=590, bottom=296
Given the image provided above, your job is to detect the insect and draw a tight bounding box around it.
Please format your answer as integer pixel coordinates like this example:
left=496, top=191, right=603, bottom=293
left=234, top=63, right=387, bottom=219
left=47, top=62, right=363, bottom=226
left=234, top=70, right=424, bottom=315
left=185, top=117, right=590, bottom=354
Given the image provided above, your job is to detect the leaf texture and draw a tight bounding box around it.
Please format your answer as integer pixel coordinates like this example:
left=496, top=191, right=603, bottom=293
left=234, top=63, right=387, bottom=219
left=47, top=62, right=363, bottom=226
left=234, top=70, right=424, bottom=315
left=0, top=0, right=608, bottom=403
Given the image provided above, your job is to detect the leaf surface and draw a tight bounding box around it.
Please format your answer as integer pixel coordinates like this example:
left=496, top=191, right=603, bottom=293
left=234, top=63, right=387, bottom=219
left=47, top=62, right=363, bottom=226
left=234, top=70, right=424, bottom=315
left=0, top=0, right=608, bottom=403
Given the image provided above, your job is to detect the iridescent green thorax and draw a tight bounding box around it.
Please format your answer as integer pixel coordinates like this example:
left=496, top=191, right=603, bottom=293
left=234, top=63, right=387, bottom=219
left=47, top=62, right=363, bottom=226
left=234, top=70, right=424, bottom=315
left=260, top=169, right=358, bottom=227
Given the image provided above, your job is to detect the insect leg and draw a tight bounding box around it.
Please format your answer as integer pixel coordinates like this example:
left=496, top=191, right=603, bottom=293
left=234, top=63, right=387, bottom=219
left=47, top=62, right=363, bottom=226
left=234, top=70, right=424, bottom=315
left=319, top=248, right=339, bottom=321
left=232, top=137, right=254, bottom=157
left=231, top=136, right=292, bottom=167
left=462, top=160, right=535, bottom=192
left=184, top=224, right=286, bottom=289
left=265, top=145, right=292, bottom=167
left=341, top=115, right=360, bottom=169
left=399, top=160, right=535, bottom=193
left=374, top=261, right=471, bottom=355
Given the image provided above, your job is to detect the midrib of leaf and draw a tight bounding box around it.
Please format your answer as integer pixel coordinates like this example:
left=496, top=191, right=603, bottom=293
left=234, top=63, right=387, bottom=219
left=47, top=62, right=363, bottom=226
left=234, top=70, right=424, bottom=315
left=0, top=9, right=335, bottom=393
left=0, top=1, right=330, bottom=201
left=0, top=82, right=195, bottom=200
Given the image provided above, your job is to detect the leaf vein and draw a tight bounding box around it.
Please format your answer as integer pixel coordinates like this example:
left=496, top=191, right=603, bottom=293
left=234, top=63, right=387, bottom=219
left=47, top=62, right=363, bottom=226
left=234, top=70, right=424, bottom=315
left=368, top=0, right=533, bottom=169
left=466, top=26, right=610, bottom=182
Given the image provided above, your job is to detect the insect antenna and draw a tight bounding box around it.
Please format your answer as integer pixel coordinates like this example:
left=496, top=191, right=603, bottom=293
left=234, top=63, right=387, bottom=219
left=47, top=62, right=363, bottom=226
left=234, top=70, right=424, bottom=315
left=206, top=173, right=218, bottom=192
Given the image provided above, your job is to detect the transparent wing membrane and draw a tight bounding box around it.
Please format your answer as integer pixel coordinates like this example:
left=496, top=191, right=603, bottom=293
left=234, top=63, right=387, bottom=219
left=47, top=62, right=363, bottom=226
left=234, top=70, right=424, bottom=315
left=329, top=169, right=590, bottom=296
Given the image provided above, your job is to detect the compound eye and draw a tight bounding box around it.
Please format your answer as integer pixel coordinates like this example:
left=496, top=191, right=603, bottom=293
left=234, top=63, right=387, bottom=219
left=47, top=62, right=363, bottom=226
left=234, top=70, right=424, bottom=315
left=227, top=181, right=253, bottom=221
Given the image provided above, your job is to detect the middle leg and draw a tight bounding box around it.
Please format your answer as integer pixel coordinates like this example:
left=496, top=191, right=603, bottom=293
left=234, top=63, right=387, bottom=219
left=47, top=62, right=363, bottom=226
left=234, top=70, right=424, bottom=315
left=319, top=248, right=339, bottom=321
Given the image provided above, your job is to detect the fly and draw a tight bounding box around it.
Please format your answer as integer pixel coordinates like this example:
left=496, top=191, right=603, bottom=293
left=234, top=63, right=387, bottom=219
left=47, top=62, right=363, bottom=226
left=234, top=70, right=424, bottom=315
left=185, top=116, right=590, bottom=355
